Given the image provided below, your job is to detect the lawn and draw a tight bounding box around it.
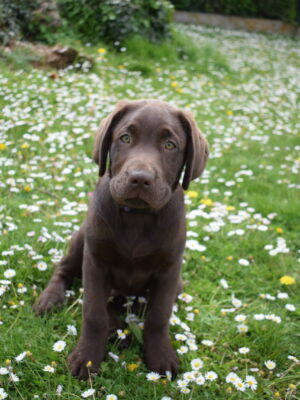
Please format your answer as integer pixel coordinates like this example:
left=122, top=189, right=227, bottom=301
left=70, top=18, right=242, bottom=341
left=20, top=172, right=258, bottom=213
left=0, top=24, right=299, bottom=399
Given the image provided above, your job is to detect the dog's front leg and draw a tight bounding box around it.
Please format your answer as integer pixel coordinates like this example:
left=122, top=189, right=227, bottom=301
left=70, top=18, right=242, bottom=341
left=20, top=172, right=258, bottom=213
left=144, top=263, right=181, bottom=379
left=68, top=246, right=110, bottom=379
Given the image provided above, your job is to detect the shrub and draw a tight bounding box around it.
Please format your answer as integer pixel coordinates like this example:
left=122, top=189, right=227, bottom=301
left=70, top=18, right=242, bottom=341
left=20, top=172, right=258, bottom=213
left=0, top=0, right=38, bottom=45
left=0, top=0, right=62, bottom=45
left=170, top=0, right=298, bottom=25
left=58, top=0, right=174, bottom=45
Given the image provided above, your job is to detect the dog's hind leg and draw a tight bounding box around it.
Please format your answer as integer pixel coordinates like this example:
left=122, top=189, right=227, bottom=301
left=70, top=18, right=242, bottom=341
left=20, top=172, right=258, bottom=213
left=33, top=224, right=84, bottom=315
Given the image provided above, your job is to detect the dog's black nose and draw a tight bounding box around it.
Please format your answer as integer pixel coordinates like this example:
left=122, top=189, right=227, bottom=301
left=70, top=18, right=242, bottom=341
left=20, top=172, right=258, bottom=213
left=128, top=170, right=154, bottom=188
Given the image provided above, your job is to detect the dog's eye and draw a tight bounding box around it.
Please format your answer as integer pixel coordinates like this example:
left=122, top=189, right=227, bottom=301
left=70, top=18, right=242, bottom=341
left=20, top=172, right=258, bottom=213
left=165, top=140, right=176, bottom=150
left=120, top=133, right=131, bottom=143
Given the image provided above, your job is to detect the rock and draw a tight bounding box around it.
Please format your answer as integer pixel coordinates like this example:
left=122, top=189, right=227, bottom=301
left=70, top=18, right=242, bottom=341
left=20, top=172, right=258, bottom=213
left=10, top=42, right=94, bottom=70
left=46, top=45, right=78, bottom=69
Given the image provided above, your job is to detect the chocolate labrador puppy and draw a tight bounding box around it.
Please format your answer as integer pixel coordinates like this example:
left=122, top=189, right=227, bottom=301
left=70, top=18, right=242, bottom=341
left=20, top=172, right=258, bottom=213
left=34, top=99, right=208, bottom=379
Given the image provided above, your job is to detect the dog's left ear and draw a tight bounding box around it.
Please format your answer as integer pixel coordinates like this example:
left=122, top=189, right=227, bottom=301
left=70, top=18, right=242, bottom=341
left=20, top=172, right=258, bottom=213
left=179, top=110, right=209, bottom=190
left=93, top=101, right=131, bottom=176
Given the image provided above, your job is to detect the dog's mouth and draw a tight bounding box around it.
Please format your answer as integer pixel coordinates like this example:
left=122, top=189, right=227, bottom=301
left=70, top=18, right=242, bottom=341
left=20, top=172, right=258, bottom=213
left=110, top=177, right=172, bottom=210
left=122, top=197, right=150, bottom=209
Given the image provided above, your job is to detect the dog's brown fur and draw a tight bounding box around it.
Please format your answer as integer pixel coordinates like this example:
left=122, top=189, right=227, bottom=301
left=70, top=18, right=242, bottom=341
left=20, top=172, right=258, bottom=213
left=33, top=100, right=208, bottom=379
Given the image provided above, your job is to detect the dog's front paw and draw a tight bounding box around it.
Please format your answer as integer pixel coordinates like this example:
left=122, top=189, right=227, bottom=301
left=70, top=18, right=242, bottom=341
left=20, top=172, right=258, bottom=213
left=144, top=338, right=179, bottom=379
left=33, top=286, right=65, bottom=315
left=68, top=343, right=105, bottom=380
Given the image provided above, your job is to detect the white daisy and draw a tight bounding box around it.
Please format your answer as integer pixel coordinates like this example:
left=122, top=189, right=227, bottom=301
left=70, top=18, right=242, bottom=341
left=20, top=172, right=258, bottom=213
left=180, top=387, right=190, bottom=394
left=238, top=347, right=250, bottom=354
left=234, top=378, right=246, bottom=392
left=0, top=388, right=8, bottom=399
left=238, top=259, right=250, bottom=266
left=146, top=372, right=160, bottom=381
left=201, top=339, right=214, bottom=346
left=53, top=340, right=66, bottom=352
left=106, top=395, right=118, bottom=400
left=234, top=314, right=247, bottom=322
left=285, top=304, right=296, bottom=311
left=237, top=324, right=248, bottom=333
left=195, top=374, right=205, bottom=385
left=67, top=325, right=77, bottom=336
left=226, top=372, right=239, bottom=384
left=245, top=375, right=257, bottom=391
left=81, top=388, right=95, bottom=398
left=43, top=365, right=55, bottom=373
left=177, top=346, right=188, bottom=355
left=36, top=261, right=47, bottom=271
left=175, top=333, right=187, bottom=341
left=177, top=379, right=188, bottom=388
left=205, top=371, right=218, bottom=381
left=183, top=371, right=195, bottom=382
left=0, top=368, right=9, bottom=375
left=4, top=269, right=16, bottom=279
left=191, top=358, right=203, bottom=370
left=264, top=360, right=276, bottom=370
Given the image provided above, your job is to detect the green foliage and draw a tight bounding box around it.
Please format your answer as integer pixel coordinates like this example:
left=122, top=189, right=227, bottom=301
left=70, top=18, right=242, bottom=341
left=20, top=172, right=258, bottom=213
left=171, top=0, right=298, bottom=25
left=0, top=0, right=63, bottom=45
left=58, top=0, right=174, bottom=45
left=0, top=0, right=38, bottom=45
left=5, top=0, right=173, bottom=46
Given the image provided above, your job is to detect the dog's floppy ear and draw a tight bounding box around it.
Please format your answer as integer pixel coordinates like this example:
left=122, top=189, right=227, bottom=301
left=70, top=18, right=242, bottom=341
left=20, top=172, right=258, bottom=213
left=179, top=110, right=209, bottom=190
left=93, top=101, right=131, bottom=176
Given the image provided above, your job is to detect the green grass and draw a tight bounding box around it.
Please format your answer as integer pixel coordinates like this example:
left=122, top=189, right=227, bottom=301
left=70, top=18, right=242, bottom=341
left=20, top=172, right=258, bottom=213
left=0, top=24, right=299, bottom=399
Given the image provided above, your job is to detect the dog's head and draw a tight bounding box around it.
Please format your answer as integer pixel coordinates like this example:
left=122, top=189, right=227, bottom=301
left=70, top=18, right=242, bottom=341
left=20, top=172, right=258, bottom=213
left=93, top=100, right=208, bottom=209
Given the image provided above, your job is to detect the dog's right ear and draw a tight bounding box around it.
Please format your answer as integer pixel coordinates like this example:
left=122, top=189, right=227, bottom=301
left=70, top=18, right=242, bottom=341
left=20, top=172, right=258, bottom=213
left=93, top=100, right=131, bottom=176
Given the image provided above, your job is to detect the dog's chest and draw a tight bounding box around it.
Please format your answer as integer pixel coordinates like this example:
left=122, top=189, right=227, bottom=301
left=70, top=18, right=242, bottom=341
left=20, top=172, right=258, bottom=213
left=109, top=259, right=154, bottom=296
left=108, top=239, right=169, bottom=295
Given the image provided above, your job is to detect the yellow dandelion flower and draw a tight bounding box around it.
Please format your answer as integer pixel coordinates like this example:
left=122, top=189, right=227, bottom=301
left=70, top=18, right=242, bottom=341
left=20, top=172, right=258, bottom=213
left=86, top=361, right=93, bottom=368
left=274, top=392, right=280, bottom=398
left=227, top=256, right=233, bottom=261
left=276, top=227, right=283, bottom=234
left=0, top=143, right=7, bottom=150
left=21, top=143, right=29, bottom=149
left=97, top=48, right=106, bottom=54
left=186, top=190, right=198, bottom=198
left=280, top=275, right=295, bottom=285
left=24, top=185, right=32, bottom=192
left=127, top=363, right=138, bottom=372
left=226, top=110, right=233, bottom=115
left=171, top=81, right=178, bottom=87
left=226, top=205, right=235, bottom=211
left=200, top=198, right=213, bottom=207
left=5, top=359, right=11, bottom=366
